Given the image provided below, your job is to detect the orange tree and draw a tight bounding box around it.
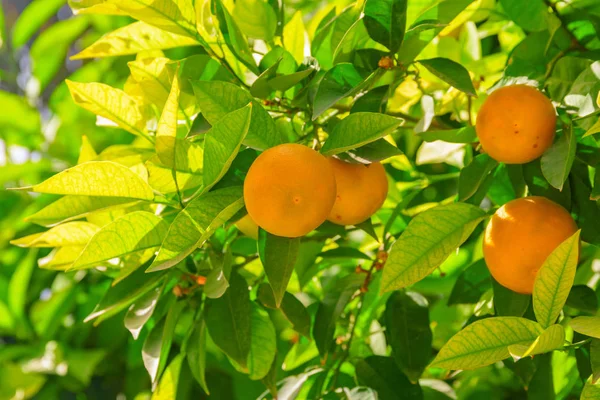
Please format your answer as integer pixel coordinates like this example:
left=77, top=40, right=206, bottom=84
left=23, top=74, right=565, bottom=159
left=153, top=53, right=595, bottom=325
left=3, top=0, right=600, bottom=399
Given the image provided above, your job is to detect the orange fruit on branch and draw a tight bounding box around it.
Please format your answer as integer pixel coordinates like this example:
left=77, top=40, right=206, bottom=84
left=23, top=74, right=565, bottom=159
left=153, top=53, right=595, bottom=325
left=243, top=143, right=337, bottom=238
left=327, top=158, right=388, bottom=226
left=483, top=196, right=578, bottom=294
left=476, top=85, right=556, bottom=164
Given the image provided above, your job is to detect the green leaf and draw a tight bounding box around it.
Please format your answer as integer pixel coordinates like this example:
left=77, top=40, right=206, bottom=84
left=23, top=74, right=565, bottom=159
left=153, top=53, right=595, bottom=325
left=149, top=186, right=245, bottom=271
left=319, top=247, right=371, bottom=260
left=381, top=203, right=486, bottom=293
left=582, top=382, right=600, bottom=400
left=0, top=90, right=41, bottom=144
left=398, top=0, right=474, bottom=64
left=192, top=81, right=283, bottom=150
left=492, top=277, right=531, bottom=317
left=338, top=139, right=402, bottom=163
left=584, top=118, right=600, bottom=138
left=30, top=17, right=89, bottom=92
left=458, top=154, right=498, bottom=202
left=205, top=272, right=252, bottom=369
left=418, top=58, right=477, bottom=96
left=11, top=222, right=99, bottom=248
left=85, top=266, right=166, bottom=323
left=320, top=112, right=403, bottom=156
left=124, top=285, right=161, bottom=340
left=213, top=0, right=258, bottom=74
left=547, top=56, right=592, bottom=103
left=186, top=314, right=209, bottom=394
left=257, top=285, right=311, bottom=337
left=571, top=316, right=600, bottom=339
left=7, top=251, right=37, bottom=322
left=507, top=324, right=565, bottom=359
left=355, top=356, right=423, bottom=400
left=283, top=11, right=306, bottom=65
left=66, top=81, right=150, bottom=138
left=532, top=231, right=580, bottom=328
left=448, top=259, right=491, bottom=305
left=499, top=0, right=549, bottom=32
left=72, top=211, right=169, bottom=270
left=591, top=339, right=600, bottom=383
left=202, top=104, right=252, bottom=193
left=566, top=285, right=598, bottom=313
left=204, top=249, right=233, bottom=299
left=363, top=0, right=407, bottom=53
left=541, top=125, right=577, bottom=191
left=312, top=63, right=366, bottom=119
left=108, top=0, right=197, bottom=38
left=233, top=0, right=277, bottom=41
left=26, top=196, right=135, bottom=227
left=143, top=300, right=185, bottom=386
left=430, top=317, right=543, bottom=370
left=258, top=230, right=300, bottom=307
left=26, top=161, right=155, bottom=200
left=313, top=274, right=364, bottom=357
left=523, top=158, right=571, bottom=209
left=385, top=291, right=432, bottom=382
left=73, top=22, right=198, bottom=59
left=152, top=353, right=184, bottom=400
left=11, top=0, right=65, bottom=48
left=248, top=305, right=277, bottom=380
left=417, top=126, right=478, bottom=143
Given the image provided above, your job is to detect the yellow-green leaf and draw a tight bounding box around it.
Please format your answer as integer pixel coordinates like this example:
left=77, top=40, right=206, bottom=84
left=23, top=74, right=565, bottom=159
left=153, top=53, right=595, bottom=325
left=583, top=118, right=600, bottom=138
left=27, top=161, right=155, bottom=200
left=146, top=156, right=203, bottom=194
left=571, top=316, right=600, bottom=339
left=283, top=11, right=307, bottom=65
left=533, top=230, right=580, bottom=328
left=66, top=80, right=149, bottom=138
left=78, top=136, right=98, bottom=164
left=152, top=354, right=184, bottom=400
left=201, top=104, right=252, bottom=193
left=73, top=22, right=198, bottom=59
left=72, top=211, right=169, bottom=270
left=381, top=203, right=486, bottom=293
left=582, top=381, right=600, bottom=400
left=156, top=72, right=184, bottom=165
left=38, top=246, right=86, bottom=270
left=108, top=0, right=197, bottom=39
left=430, top=317, right=543, bottom=370
left=69, top=0, right=126, bottom=15
left=148, top=186, right=245, bottom=271
left=11, top=222, right=99, bottom=248
left=508, top=324, right=565, bottom=359
left=26, top=196, right=136, bottom=227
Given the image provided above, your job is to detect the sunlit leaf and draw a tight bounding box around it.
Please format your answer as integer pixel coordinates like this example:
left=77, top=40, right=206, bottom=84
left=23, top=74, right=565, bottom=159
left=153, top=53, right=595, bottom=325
left=11, top=0, right=66, bottom=48
left=152, top=353, right=184, bottom=399
left=26, top=161, right=155, bottom=200
left=148, top=186, right=245, bottom=271
left=507, top=324, right=565, bottom=359
left=67, top=81, right=150, bottom=138
left=283, top=11, right=307, bottom=65
left=533, top=231, right=580, bottom=328
left=72, top=211, right=169, bottom=270
left=11, top=222, right=99, bottom=248
left=381, top=203, right=486, bottom=293
left=430, top=317, right=543, bottom=370
left=571, top=316, right=600, bottom=339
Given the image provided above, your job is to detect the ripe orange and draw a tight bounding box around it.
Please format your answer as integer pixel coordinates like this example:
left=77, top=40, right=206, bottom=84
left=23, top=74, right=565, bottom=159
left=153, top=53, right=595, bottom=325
left=476, top=85, right=556, bottom=164
left=243, top=143, right=337, bottom=238
left=483, top=196, right=578, bottom=294
left=327, top=158, right=388, bottom=226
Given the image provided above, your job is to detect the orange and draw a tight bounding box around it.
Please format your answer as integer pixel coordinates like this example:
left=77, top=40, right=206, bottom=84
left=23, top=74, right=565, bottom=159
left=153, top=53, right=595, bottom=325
left=243, top=143, right=336, bottom=238
left=235, top=214, right=259, bottom=240
left=476, top=85, right=556, bottom=164
left=327, top=158, right=388, bottom=226
left=483, top=196, right=578, bottom=294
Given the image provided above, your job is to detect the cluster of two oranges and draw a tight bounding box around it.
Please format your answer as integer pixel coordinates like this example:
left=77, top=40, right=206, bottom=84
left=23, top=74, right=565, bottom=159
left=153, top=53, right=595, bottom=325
left=242, top=144, right=388, bottom=238
left=478, top=85, right=578, bottom=294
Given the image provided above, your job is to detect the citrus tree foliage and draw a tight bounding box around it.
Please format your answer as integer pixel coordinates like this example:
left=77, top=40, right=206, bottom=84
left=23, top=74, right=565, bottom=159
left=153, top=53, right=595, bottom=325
left=2, top=0, right=600, bottom=399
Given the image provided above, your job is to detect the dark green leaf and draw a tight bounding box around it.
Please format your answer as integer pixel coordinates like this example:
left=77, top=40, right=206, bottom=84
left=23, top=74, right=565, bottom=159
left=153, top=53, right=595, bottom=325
left=458, top=154, right=498, bottom=202
left=258, top=230, right=301, bottom=307
left=417, top=126, right=478, bottom=143
left=499, top=0, right=549, bottom=32
left=363, top=0, right=408, bottom=53
left=448, top=259, right=492, bottom=305
left=338, top=138, right=402, bottom=163
left=205, top=272, right=251, bottom=369
left=418, top=58, right=477, bottom=96
left=541, top=125, right=576, bottom=191
left=312, top=63, right=366, bottom=119
left=492, top=277, right=530, bottom=317
left=523, top=158, right=571, bottom=209
left=186, top=314, right=209, bottom=394
left=385, top=291, right=432, bottom=382
left=319, top=247, right=371, bottom=260
left=257, top=284, right=311, bottom=337
left=355, top=356, right=423, bottom=400
left=566, top=285, right=598, bottom=313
